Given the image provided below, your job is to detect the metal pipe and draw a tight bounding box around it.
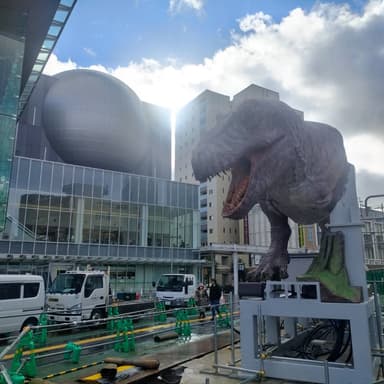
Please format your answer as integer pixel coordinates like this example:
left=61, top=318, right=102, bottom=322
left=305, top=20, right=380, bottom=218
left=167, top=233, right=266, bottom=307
left=0, top=364, right=12, bottom=384
left=257, top=304, right=266, bottom=375
left=364, top=195, right=384, bottom=216
left=212, top=363, right=264, bottom=375
left=323, top=360, right=330, bottom=384
left=0, top=326, right=31, bottom=360
left=37, top=327, right=167, bottom=361
left=213, top=316, right=218, bottom=374
left=374, top=282, right=384, bottom=377
left=229, top=292, right=235, bottom=366
left=37, top=323, right=182, bottom=361
left=154, top=332, right=179, bottom=342
left=233, top=250, right=239, bottom=299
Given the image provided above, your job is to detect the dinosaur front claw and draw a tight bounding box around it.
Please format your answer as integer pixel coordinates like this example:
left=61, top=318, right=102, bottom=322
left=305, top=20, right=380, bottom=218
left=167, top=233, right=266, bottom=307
left=247, top=253, right=289, bottom=282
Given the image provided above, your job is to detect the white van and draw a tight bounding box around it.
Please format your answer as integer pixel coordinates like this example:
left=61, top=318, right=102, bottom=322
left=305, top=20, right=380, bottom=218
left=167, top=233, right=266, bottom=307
left=0, top=274, right=45, bottom=334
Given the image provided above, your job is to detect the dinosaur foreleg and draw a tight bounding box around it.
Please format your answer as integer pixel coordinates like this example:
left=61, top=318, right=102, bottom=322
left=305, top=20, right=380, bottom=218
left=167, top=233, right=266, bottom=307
left=247, top=204, right=291, bottom=281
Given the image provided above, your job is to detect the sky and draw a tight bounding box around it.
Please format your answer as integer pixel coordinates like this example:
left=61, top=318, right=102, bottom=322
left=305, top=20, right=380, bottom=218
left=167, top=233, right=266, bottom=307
left=44, top=0, right=384, bottom=205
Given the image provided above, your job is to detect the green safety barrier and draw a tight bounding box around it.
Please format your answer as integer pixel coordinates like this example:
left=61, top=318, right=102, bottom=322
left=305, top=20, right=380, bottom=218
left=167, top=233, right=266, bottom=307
left=114, top=318, right=135, bottom=352
left=0, top=374, right=24, bottom=384
left=154, top=301, right=167, bottom=323
left=187, top=298, right=198, bottom=316
left=107, top=305, right=120, bottom=331
left=9, top=330, right=37, bottom=379
left=33, top=313, right=48, bottom=346
left=64, top=342, right=82, bottom=364
left=217, top=304, right=231, bottom=328
left=175, top=309, right=191, bottom=339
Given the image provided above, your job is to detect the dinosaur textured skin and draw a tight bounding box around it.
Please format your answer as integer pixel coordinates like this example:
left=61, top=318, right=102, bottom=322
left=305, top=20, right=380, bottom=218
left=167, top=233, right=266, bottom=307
left=191, top=98, right=349, bottom=281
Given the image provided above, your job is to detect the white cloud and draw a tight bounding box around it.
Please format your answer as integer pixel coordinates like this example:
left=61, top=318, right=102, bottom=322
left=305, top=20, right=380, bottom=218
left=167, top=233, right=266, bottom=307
left=345, top=135, right=384, bottom=175
left=83, top=47, right=96, bottom=56
left=44, top=0, right=384, bottom=196
left=238, top=12, right=273, bottom=33
left=169, top=0, right=204, bottom=13
left=44, top=54, right=76, bottom=75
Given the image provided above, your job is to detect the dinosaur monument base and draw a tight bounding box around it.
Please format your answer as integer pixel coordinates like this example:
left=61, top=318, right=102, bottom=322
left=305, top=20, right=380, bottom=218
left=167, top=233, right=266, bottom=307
left=297, top=231, right=362, bottom=303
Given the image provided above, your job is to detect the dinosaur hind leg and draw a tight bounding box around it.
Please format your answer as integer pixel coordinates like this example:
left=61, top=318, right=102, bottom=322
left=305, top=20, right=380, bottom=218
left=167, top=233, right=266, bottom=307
left=247, top=204, right=291, bottom=281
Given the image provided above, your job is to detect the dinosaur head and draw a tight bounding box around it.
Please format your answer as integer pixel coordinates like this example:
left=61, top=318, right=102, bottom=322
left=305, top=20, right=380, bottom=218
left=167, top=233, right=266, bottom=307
left=191, top=99, right=301, bottom=219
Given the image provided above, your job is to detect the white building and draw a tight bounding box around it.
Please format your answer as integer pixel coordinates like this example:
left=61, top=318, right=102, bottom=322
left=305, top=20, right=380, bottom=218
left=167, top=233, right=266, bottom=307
left=361, top=207, right=384, bottom=266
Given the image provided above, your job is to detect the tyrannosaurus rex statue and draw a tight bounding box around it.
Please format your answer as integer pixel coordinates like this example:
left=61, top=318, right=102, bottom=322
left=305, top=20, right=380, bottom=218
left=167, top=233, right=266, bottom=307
left=192, top=98, right=350, bottom=281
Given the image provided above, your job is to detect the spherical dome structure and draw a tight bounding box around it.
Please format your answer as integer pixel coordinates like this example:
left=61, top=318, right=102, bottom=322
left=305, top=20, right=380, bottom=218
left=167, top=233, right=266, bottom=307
left=43, top=69, right=149, bottom=173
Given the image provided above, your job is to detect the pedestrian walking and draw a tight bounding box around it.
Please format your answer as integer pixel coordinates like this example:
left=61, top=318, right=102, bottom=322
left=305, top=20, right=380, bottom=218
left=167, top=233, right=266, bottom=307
left=208, top=278, right=222, bottom=321
left=195, top=283, right=208, bottom=319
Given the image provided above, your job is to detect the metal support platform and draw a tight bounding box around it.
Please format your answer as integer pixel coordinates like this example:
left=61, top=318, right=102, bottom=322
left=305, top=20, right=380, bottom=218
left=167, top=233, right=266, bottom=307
left=240, top=289, right=377, bottom=383
left=239, top=166, right=380, bottom=383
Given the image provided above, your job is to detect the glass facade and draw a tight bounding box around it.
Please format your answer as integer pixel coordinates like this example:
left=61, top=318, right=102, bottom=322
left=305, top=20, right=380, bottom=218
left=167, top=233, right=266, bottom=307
left=0, top=0, right=77, bottom=232
left=0, top=10, right=26, bottom=231
left=1, top=157, right=200, bottom=263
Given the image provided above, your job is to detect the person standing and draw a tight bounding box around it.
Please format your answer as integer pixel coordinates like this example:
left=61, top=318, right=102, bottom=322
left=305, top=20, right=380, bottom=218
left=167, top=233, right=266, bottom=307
left=209, top=278, right=222, bottom=321
left=195, top=283, right=208, bottom=319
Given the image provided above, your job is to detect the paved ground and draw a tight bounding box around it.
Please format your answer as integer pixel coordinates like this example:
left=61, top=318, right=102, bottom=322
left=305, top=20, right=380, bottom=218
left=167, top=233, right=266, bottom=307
left=179, top=344, right=312, bottom=384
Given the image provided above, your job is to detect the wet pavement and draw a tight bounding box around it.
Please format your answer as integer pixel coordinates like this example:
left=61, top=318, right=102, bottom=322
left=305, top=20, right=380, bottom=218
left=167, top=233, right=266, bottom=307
left=36, top=321, right=239, bottom=383
left=3, top=316, right=314, bottom=384
left=179, top=345, right=314, bottom=384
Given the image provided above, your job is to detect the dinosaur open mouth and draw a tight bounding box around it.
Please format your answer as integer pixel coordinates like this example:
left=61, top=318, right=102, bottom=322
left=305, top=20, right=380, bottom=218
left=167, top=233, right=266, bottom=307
left=222, top=157, right=251, bottom=218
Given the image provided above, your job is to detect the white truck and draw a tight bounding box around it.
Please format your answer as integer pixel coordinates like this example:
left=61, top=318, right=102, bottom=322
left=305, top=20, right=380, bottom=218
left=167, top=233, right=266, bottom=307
left=155, top=273, right=197, bottom=308
left=46, top=270, right=111, bottom=323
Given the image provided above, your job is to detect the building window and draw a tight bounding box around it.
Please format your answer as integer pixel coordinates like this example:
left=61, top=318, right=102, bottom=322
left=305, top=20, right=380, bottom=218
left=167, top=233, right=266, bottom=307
left=209, top=216, right=212, bottom=220
left=307, top=227, right=313, bottom=241
left=209, top=189, right=213, bottom=195
left=209, top=229, right=213, bottom=234
left=209, top=202, right=212, bottom=207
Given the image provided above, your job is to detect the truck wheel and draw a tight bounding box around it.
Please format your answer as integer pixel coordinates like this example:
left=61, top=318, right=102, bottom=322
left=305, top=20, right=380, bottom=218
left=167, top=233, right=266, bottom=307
left=90, top=309, right=105, bottom=327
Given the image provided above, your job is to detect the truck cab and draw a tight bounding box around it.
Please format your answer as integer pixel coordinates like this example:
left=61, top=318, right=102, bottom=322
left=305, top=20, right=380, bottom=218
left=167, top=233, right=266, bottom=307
left=46, top=270, right=110, bottom=323
left=155, top=273, right=196, bottom=308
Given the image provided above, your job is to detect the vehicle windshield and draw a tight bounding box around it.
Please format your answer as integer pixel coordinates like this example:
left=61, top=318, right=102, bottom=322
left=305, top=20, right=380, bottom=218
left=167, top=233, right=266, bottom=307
left=49, top=273, right=85, bottom=294
left=156, top=275, right=184, bottom=292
